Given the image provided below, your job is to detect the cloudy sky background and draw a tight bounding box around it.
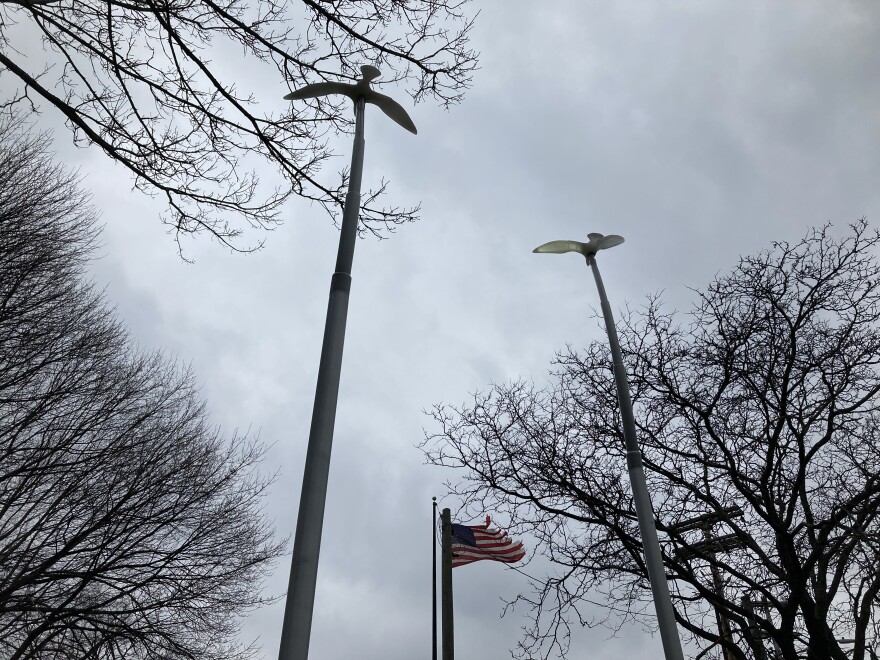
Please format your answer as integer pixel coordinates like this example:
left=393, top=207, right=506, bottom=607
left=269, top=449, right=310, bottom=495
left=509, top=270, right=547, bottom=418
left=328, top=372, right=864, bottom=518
left=21, top=1, right=880, bottom=658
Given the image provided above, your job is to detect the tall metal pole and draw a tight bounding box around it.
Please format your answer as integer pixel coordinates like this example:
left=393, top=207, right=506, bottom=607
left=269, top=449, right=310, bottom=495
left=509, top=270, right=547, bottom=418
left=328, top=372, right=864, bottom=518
left=277, top=97, right=366, bottom=660
left=586, top=253, right=685, bottom=660
left=432, top=497, right=438, bottom=660
left=440, top=508, right=454, bottom=660
left=278, top=65, right=415, bottom=660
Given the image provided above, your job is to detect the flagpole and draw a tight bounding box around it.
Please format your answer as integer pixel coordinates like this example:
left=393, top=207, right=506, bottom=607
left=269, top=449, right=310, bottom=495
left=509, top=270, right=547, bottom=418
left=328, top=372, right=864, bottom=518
left=432, top=497, right=438, bottom=660
left=441, top=508, right=454, bottom=660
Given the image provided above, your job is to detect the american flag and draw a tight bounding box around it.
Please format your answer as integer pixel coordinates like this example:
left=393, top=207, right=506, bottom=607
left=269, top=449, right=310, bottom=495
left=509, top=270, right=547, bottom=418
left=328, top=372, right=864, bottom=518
left=451, top=516, right=525, bottom=568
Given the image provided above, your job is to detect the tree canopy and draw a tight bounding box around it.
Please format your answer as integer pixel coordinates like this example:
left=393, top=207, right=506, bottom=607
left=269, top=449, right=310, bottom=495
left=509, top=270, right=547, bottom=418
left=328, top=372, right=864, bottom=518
left=0, top=0, right=477, bottom=250
left=0, top=112, right=284, bottom=659
left=423, top=221, right=880, bottom=660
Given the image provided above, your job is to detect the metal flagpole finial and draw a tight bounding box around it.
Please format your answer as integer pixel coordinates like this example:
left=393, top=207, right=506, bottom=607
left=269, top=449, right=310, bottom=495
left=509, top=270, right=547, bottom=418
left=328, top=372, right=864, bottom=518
left=532, top=232, right=625, bottom=258
left=284, top=64, right=418, bottom=134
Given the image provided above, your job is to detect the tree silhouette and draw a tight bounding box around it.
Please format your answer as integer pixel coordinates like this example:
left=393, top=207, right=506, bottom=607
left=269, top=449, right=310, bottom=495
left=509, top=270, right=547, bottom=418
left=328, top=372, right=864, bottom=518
left=0, top=112, right=284, bottom=659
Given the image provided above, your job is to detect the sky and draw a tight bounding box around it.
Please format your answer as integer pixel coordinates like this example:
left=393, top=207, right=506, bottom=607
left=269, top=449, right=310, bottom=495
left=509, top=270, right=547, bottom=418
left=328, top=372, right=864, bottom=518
left=12, top=1, right=880, bottom=658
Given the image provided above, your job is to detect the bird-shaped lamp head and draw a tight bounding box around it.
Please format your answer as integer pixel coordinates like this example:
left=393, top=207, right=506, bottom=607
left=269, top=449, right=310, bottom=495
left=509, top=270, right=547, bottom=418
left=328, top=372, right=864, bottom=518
left=284, top=65, right=417, bottom=134
left=533, top=233, right=625, bottom=258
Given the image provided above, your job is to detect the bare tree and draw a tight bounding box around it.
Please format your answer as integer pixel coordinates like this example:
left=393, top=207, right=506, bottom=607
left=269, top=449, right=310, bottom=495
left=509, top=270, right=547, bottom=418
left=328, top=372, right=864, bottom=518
left=0, top=0, right=478, bottom=250
left=0, top=112, right=285, bottom=659
left=422, top=221, right=880, bottom=660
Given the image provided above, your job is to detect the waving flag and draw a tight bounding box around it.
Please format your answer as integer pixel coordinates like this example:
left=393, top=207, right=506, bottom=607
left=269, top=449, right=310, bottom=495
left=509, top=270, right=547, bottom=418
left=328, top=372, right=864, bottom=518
left=450, top=516, right=525, bottom=568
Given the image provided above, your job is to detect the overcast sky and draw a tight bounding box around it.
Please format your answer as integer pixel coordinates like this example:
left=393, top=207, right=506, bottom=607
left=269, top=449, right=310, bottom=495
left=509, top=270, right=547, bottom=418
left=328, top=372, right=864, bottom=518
left=29, top=1, right=880, bottom=658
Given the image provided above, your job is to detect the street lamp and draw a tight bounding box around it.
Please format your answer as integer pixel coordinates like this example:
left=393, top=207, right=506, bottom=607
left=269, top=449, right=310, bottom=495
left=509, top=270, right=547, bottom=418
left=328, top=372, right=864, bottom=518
left=279, top=65, right=416, bottom=660
left=533, top=233, right=685, bottom=660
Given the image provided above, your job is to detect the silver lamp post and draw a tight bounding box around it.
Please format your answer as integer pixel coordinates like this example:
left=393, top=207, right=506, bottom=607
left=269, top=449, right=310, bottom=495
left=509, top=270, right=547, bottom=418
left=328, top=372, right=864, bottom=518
left=279, top=65, right=416, bottom=660
left=533, top=233, right=685, bottom=660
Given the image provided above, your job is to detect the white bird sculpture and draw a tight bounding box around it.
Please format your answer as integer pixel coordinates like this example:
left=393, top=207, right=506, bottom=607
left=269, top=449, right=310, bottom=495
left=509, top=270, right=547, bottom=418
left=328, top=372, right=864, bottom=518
left=284, top=65, right=417, bottom=134
left=533, top=232, right=625, bottom=257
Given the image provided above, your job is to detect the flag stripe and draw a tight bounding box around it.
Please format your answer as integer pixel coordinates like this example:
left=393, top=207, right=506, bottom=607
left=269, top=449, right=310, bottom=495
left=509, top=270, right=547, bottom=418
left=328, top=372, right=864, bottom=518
left=453, top=539, right=521, bottom=552
left=451, top=544, right=524, bottom=558
left=451, top=547, right=525, bottom=561
left=451, top=548, right=526, bottom=568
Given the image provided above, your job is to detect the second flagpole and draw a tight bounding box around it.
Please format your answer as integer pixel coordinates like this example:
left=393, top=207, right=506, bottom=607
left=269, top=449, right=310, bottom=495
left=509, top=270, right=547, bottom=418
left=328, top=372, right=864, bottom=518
left=432, top=498, right=438, bottom=660
left=441, top=508, right=454, bottom=660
